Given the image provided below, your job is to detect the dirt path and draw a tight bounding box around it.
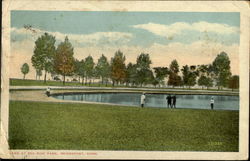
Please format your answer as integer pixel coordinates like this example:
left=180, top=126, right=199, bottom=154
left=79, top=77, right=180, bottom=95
left=9, top=90, right=136, bottom=106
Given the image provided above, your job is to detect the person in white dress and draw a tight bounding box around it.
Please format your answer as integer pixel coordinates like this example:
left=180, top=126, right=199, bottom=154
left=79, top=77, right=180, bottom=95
left=141, top=93, right=146, bottom=108
left=46, top=87, right=51, bottom=97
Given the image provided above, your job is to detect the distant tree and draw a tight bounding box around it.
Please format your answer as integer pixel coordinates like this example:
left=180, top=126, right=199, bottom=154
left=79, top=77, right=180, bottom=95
left=50, top=70, right=59, bottom=81
left=188, top=66, right=198, bottom=88
left=36, top=69, right=42, bottom=80
left=151, top=77, right=160, bottom=88
left=153, top=67, right=169, bottom=87
left=198, top=75, right=207, bottom=89
left=212, top=51, right=232, bottom=89
left=136, top=53, right=152, bottom=87
left=181, top=65, right=189, bottom=87
left=176, top=75, right=183, bottom=87
left=74, top=59, right=81, bottom=82
left=96, top=54, right=110, bottom=85
left=187, top=72, right=197, bottom=88
left=168, top=59, right=181, bottom=87
left=198, top=75, right=213, bottom=89
left=169, top=59, right=179, bottom=73
left=228, top=75, right=239, bottom=91
left=197, top=64, right=214, bottom=89
left=84, top=55, right=95, bottom=85
left=144, top=69, right=155, bottom=86
left=74, top=59, right=86, bottom=84
left=190, top=65, right=196, bottom=71
left=110, top=50, right=126, bottom=86
left=32, top=32, right=56, bottom=83
left=21, top=63, right=29, bottom=79
left=78, top=60, right=86, bottom=85
left=181, top=65, right=198, bottom=88
left=197, top=64, right=208, bottom=76
left=125, top=63, right=137, bottom=86
left=54, top=36, right=75, bottom=85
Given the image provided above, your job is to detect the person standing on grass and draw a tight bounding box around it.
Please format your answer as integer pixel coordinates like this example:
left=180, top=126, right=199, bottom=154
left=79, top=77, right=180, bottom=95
left=172, top=94, right=176, bottom=108
left=167, top=94, right=172, bottom=108
left=210, top=96, right=214, bottom=110
left=46, top=87, right=51, bottom=97
left=141, top=93, right=146, bottom=108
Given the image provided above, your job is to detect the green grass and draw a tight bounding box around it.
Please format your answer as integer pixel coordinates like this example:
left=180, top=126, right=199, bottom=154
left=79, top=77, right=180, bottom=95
left=10, top=79, right=110, bottom=87
left=10, top=79, right=239, bottom=92
left=9, top=101, right=239, bottom=151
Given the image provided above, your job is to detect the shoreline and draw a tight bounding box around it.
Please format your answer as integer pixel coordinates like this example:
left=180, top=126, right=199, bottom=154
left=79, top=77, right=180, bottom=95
left=10, top=86, right=239, bottom=96
left=9, top=88, right=239, bottom=111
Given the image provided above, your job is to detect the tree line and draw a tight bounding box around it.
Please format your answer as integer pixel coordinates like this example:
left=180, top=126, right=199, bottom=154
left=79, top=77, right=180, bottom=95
left=20, top=32, right=239, bottom=90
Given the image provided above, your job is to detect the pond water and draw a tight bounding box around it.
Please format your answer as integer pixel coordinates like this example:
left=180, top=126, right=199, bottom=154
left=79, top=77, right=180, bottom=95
left=52, top=92, right=239, bottom=110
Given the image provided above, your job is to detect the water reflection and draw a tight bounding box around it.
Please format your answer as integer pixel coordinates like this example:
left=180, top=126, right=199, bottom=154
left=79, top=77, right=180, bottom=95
left=52, top=93, right=239, bottom=111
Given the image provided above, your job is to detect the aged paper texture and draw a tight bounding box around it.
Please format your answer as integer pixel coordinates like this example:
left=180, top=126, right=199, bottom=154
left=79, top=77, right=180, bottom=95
left=1, top=0, right=249, bottom=160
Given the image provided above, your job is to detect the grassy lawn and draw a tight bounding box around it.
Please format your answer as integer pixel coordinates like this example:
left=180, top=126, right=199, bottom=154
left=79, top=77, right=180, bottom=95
left=9, top=101, right=239, bottom=151
left=10, top=79, right=239, bottom=92
left=10, top=79, right=110, bottom=87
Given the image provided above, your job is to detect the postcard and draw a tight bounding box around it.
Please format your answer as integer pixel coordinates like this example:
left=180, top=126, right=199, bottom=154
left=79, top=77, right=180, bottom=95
left=1, top=0, right=249, bottom=160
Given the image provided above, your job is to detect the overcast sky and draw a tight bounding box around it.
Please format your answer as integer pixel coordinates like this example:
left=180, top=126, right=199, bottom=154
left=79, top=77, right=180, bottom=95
left=10, top=11, right=240, bottom=79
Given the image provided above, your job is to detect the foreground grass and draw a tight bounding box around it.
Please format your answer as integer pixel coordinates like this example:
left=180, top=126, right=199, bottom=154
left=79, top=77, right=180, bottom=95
left=9, top=101, right=239, bottom=151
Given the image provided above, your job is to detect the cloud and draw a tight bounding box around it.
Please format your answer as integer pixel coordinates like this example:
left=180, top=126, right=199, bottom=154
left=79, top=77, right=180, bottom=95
left=69, top=40, right=239, bottom=75
left=132, top=21, right=239, bottom=38
left=11, top=27, right=133, bottom=47
left=10, top=26, right=239, bottom=79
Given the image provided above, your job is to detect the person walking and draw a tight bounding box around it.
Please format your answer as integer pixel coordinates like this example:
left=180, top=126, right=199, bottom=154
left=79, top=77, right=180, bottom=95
left=141, top=93, right=146, bottom=108
left=210, top=96, right=214, bottom=110
left=172, top=95, right=176, bottom=108
left=167, top=95, right=172, bottom=108
left=46, top=87, right=51, bottom=97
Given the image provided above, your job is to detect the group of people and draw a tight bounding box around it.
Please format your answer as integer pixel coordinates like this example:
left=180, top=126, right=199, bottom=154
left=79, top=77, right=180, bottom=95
left=141, top=93, right=215, bottom=110
left=166, top=95, right=177, bottom=108
left=140, top=93, right=177, bottom=108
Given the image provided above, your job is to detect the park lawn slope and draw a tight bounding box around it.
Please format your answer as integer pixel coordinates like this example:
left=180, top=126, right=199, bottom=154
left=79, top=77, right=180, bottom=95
left=9, top=101, right=239, bottom=151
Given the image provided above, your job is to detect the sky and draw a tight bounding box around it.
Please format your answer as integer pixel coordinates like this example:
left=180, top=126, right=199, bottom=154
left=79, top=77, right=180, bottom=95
left=10, top=11, right=240, bottom=79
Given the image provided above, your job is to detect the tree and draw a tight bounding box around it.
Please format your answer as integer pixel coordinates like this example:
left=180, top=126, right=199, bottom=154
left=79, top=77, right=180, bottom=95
left=187, top=72, right=197, bottom=88
left=187, top=66, right=198, bottom=88
left=32, top=32, right=56, bottom=83
left=78, top=60, right=86, bottom=85
left=228, top=75, right=239, bottom=91
left=54, top=36, right=75, bottom=85
left=198, top=75, right=213, bottom=89
left=21, top=63, right=29, bottom=79
left=35, top=69, right=42, bottom=80
left=153, top=67, right=169, bottom=87
left=181, top=65, right=189, bottom=87
left=96, top=54, right=110, bottom=85
left=212, top=51, right=232, bottom=89
left=144, top=69, right=155, bottom=86
left=136, top=53, right=152, bottom=87
left=168, top=59, right=181, bottom=87
left=197, top=64, right=208, bottom=76
left=110, top=50, right=126, bottom=86
left=169, top=59, right=179, bottom=73
left=125, top=63, right=137, bottom=86
left=74, top=59, right=86, bottom=84
left=84, top=55, right=95, bottom=85
left=197, top=64, right=214, bottom=89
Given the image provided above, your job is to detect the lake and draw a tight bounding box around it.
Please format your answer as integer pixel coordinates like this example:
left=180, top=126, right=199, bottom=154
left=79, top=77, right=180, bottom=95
left=51, top=92, right=239, bottom=110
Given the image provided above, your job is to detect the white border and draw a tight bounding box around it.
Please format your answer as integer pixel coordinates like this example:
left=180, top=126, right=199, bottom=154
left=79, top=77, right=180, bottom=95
left=1, top=0, right=249, bottom=159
